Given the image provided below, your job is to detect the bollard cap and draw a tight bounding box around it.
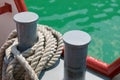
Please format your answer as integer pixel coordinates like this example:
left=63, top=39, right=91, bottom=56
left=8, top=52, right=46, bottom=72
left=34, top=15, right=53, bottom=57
left=63, top=30, right=91, bottom=46
left=13, top=12, right=39, bottom=23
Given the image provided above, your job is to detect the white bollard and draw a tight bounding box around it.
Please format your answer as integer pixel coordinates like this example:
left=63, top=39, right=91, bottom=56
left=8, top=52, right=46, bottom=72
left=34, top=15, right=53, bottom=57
left=13, top=12, right=39, bottom=52
left=63, top=30, right=91, bottom=80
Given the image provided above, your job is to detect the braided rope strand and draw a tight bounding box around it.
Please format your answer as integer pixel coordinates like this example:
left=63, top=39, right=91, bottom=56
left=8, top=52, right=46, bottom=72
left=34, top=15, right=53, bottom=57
left=0, top=25, right=63, bottom=80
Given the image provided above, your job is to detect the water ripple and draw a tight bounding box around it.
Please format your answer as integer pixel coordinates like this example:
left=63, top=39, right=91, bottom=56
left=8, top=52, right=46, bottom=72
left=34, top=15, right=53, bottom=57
left=93, top=13, right=107, bottom=18
left=49, top=0, right=55, bottom=3
left=103, top=8, right=113, bottom=12
left=40, top=9, right=88, bottom=21
left=29, top=6, right=44, bottom=10
left=64, top=17, right=89, bottom=28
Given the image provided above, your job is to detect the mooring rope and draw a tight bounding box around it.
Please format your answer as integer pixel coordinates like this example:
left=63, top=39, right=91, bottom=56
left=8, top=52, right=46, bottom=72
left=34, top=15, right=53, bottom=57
left=0, top=25, right=63, bottom=80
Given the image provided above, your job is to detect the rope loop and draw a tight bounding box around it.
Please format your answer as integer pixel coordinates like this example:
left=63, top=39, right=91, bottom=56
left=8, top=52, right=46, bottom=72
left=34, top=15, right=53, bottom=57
left=0, top=25, right=63, bottom=80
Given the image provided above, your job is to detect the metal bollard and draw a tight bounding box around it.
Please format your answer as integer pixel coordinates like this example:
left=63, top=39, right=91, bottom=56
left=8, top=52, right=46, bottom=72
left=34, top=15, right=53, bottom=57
left=63, top=30, right=91, bottom=80
left=13, top=12, right=39, bottom=52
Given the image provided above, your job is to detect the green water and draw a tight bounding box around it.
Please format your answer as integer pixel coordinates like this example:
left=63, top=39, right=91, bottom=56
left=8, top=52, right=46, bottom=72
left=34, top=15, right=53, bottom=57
left=24, top=0, right=120, bottom=64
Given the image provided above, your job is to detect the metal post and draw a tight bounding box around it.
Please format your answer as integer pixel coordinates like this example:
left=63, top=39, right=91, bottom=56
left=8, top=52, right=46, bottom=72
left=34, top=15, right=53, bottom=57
left=63, top=30, right=91, bottom=80
left=13, top=12, right=39, bottom=52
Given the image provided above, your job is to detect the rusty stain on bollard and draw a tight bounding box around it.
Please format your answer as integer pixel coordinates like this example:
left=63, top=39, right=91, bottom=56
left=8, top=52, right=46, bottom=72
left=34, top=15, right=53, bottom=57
left=13, top=12, right=39, bottom=52
left=63, top=30, right=91, bottom=80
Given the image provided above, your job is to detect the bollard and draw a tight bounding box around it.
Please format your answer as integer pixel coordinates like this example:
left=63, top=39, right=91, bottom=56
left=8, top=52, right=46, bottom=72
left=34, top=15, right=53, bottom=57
left=63, top=30, right=91, bottom=80
left=13, top=12, right=39, bottom=52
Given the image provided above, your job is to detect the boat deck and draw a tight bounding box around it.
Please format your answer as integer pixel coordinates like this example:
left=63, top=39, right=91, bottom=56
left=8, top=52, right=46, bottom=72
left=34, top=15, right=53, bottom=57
left=40, top=59, right=110, bottom=80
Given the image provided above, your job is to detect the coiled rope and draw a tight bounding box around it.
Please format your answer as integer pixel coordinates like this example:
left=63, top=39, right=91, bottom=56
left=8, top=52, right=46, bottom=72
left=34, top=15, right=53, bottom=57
left=0, top=25, right=63, bottom=80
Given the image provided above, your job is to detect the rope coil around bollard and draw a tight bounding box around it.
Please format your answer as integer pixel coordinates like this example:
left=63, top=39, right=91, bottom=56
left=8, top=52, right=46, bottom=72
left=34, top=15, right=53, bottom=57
left=0, top=25, right=64, bottom=80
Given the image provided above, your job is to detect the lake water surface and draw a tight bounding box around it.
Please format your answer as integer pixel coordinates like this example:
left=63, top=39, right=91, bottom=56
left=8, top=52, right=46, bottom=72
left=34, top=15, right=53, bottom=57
left=25, top=0, right=120, bottom=64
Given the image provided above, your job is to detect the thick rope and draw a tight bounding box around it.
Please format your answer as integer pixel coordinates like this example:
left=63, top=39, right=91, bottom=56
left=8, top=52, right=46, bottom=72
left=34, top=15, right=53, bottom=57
left=0, top=25, right=63, bottom=80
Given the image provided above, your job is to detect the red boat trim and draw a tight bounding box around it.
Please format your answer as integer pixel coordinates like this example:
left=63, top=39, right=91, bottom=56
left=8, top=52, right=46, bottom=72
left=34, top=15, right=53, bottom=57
left=87, top=56, right=120, bottom=78
left=87, top=56, right=109, bottom=75
left=14, top=0, right=27, bottom=12
left=108, top=58, right=120, bottom=78
left=0, top=3, right=12, bottom=14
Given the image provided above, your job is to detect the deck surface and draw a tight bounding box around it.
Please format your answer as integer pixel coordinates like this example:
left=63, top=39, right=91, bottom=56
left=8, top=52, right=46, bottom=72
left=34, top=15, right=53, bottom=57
left=40, top=59, right=110, bottom=80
